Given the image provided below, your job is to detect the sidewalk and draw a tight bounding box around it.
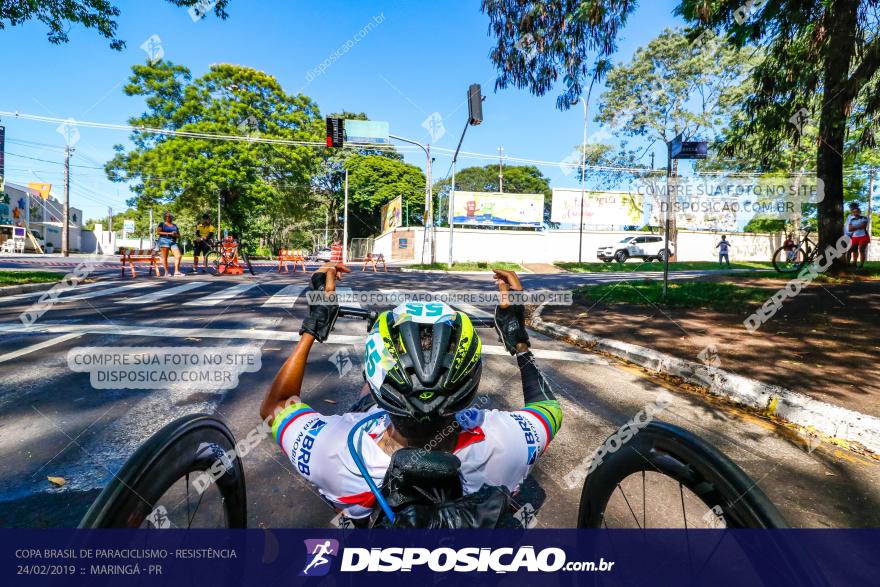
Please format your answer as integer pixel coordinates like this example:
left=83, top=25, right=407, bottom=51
left=535, top=276, right=880, bottom=452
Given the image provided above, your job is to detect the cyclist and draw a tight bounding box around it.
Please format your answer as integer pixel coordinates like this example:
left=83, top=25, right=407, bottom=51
left=259, top=265, right=562, bottom=526
left=192, top=213, right=216, bottom=274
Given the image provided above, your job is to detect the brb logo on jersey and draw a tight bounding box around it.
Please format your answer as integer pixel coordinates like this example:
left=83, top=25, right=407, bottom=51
left=511, top=413, right=539, bottom=465
left=296, top=418, right=326, bottom=475
left=300, top=538, right=339, bottom=576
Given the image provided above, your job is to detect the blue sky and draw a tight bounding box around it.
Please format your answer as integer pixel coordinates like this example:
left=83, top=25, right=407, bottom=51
left=0, top=0, right=684, bottom=222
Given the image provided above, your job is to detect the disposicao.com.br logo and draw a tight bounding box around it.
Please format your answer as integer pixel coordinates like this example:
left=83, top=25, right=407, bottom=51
left=301, top=540, right=615, bottom=574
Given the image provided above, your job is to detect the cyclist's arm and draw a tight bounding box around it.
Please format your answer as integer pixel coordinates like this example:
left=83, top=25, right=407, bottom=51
left=516, top=350, right=562, bottom=440
left=260, top=332, right=315, bottom=421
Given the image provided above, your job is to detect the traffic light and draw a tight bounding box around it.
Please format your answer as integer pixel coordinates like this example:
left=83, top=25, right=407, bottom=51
left=467, top=84, right=483, bottom=125
left=326, top=117, right=344, bottom=147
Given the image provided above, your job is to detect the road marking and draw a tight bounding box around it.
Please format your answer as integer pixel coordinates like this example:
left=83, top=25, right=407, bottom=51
left=184, top=283, right=258, bottom=306
left=0, top=333, right=83, bottom=363
left=336, top=287, right=360, bottom=308
left=262, top=285, right=306, bottom=308
left=0, top=322, right=602, bottom=364
left=61, top=281, right=155, bottom=302
left=0, top=281, right=110, bottom=303
left=453, top=302, right=493, bottom=318
left=118, top=281, right=209, bottom=305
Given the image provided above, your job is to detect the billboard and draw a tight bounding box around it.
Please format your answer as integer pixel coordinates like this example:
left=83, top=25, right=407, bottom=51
left=380, top=196, right=403, bottom=233
left=452, top=191, right=544, bottom=227
left=551, top=189, right=642, bottom=226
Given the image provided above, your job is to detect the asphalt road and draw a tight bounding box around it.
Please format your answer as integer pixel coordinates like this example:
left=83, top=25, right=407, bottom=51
left=0, top=264, right=877, bottom=529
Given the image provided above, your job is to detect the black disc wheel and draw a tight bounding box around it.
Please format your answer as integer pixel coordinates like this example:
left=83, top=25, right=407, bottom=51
left=578, top=420, right=787, bottom=529
left=79, top=414, right=246, bottom=529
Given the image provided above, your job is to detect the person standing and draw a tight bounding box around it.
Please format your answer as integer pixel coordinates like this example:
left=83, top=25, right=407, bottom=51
left=847, top=204, right=870, bottom=269
left=156, top=212, right=184, bottom=277
left=192, top=213, right=216, bottom=274
left=845, top=201, right=860, bottom=265
left=715, top=235, right=731, bottom=267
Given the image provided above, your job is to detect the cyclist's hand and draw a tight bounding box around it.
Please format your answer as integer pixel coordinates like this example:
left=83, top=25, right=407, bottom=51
left=300, top=263, right=350, bottom=342
left=492, top=269, right=529, bottom=354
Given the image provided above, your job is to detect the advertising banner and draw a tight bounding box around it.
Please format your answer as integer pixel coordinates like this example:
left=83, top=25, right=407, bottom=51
left=380, top=196, right=403, bottom=233
left=452, top=191, right=544, bottom=227
left=550, top=188, right=642, bottom=226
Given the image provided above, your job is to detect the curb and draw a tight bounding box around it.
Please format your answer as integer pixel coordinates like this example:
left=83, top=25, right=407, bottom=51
left=399, top=268, right=533, bottom=275
left=530, top=304, right=880, bottom=455
left=0, top=281, right=64, bottom=297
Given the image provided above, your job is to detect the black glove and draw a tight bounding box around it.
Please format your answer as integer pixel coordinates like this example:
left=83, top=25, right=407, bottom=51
left=494, top=301, right=529, bottom=355
left=299, top=272, right=340, bottom=342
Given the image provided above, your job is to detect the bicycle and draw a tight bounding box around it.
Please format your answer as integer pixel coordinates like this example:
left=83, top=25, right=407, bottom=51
left=203, top=238, right=256, bottom=276
left=80, top=306, right=787, bottom=530
left=772, top=228, right=818, bottom=274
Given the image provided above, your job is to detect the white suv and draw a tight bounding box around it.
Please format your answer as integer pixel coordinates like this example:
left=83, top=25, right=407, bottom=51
left=597, top=235, right=673, bottom=263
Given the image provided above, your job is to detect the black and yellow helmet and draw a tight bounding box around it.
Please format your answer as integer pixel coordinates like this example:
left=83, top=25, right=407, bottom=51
left=364, top=302, right=482, bottom=420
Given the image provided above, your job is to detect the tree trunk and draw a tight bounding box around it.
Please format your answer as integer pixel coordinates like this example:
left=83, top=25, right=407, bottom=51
left=816, top=0, right=858, bottom=273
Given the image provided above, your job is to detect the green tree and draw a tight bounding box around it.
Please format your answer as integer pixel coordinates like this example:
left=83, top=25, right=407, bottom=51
left=676, top=0, right=880, bottom=270
left=597, top=28, right=754, bottom=146
left=0, top=1, right=230, bottom=49
left=432, top=164, right=553, bottom=225
left=482, top=0, right=637, bottom=109
left=344, top=155, right=426, bottom=238
left=105, top=60, right=324, bottom=250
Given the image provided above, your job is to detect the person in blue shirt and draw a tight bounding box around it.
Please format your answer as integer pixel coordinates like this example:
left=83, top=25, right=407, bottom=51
left=156, top=212, right=184, bottom=277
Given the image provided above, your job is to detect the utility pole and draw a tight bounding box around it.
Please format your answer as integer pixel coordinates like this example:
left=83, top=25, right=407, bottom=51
left=868, top=167, right=876, bottom=237
left=149, top=209, right=154, bottom=249
left=498, top=145, right=504, bottom=192
left=343, top=168, right=349, bottom=264
left=448, top=83, right=484, bottom=268
left=650, top=152, right=655, bottom=170
left=62, top=146, right=74, bottom=256
left=217, top=192, right=221, bottom=238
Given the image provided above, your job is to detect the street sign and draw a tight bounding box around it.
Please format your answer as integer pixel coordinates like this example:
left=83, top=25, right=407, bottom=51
left=344, top=120, right=390, bottom=145
left=670, top=135, right=708, bottom=159
left=123, top=219, right=136, bottom=234
left=326, top=117, right=344, bottom=147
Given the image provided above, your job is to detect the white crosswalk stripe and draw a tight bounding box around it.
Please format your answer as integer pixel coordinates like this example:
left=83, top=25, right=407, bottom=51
left=61, top=281, right=155, bottom=302
left=118, top=281, right=209, bottom=305
left=262, top=285, right=306, bottom=308
left=184, top=283, right=258, bottom=306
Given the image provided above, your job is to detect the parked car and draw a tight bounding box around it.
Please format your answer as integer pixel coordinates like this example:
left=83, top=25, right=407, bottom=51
left=597, top=235, right=673, bottom=263
left=314, top=248, right=333, bottom=262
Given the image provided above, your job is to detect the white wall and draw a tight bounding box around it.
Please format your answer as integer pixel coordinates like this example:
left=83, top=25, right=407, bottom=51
left=377, top=227, right=797, bottom=264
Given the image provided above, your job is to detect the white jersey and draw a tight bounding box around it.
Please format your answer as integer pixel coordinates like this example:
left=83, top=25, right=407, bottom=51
left=271, top=402, right=558, bottom=519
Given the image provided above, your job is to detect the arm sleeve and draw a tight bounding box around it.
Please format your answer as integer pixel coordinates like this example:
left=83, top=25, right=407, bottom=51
left=516, top=351, right=562, bottom=441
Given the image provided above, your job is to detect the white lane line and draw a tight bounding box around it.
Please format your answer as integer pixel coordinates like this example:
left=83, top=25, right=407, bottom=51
left=118, top=281, right=209, bottom=305
left=262, top=285, right=306, bottom=308
left=453, top=302, right=493, bottom=318
left=61, top=281, right=156, bottom=302
left=336, top=287, right=360, bottom=308
left=0, top=323, right=602, bottom=363
left=0, top=281, right=114, bottom=303
left=183, top=283, right=258, bottom=307
left=0, top=333, right=83, bottom=363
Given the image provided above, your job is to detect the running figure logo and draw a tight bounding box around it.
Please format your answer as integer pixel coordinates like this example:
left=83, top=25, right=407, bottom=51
left=300, top=539, right=339, bottom=576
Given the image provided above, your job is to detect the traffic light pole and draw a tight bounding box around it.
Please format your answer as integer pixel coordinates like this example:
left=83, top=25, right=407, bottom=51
left=448, top=120, right=470, bottom=268
left=389, top=134, right=433, bottom=263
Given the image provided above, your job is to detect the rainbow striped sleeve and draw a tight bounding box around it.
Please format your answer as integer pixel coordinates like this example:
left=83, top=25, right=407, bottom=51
left=271, top=403, right=316, bottom=445
left=521, top=400, right=563, bottom=443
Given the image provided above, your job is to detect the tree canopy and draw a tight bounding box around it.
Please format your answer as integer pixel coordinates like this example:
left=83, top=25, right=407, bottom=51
left=105, top=60, right=324, bottom=248
left=345, top=155, right=426, bottom=238
left=0, top=1, right=230, bottom=49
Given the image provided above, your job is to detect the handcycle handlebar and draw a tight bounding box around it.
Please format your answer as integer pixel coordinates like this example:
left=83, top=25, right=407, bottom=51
left=337, top=306, right=496, bottom=329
